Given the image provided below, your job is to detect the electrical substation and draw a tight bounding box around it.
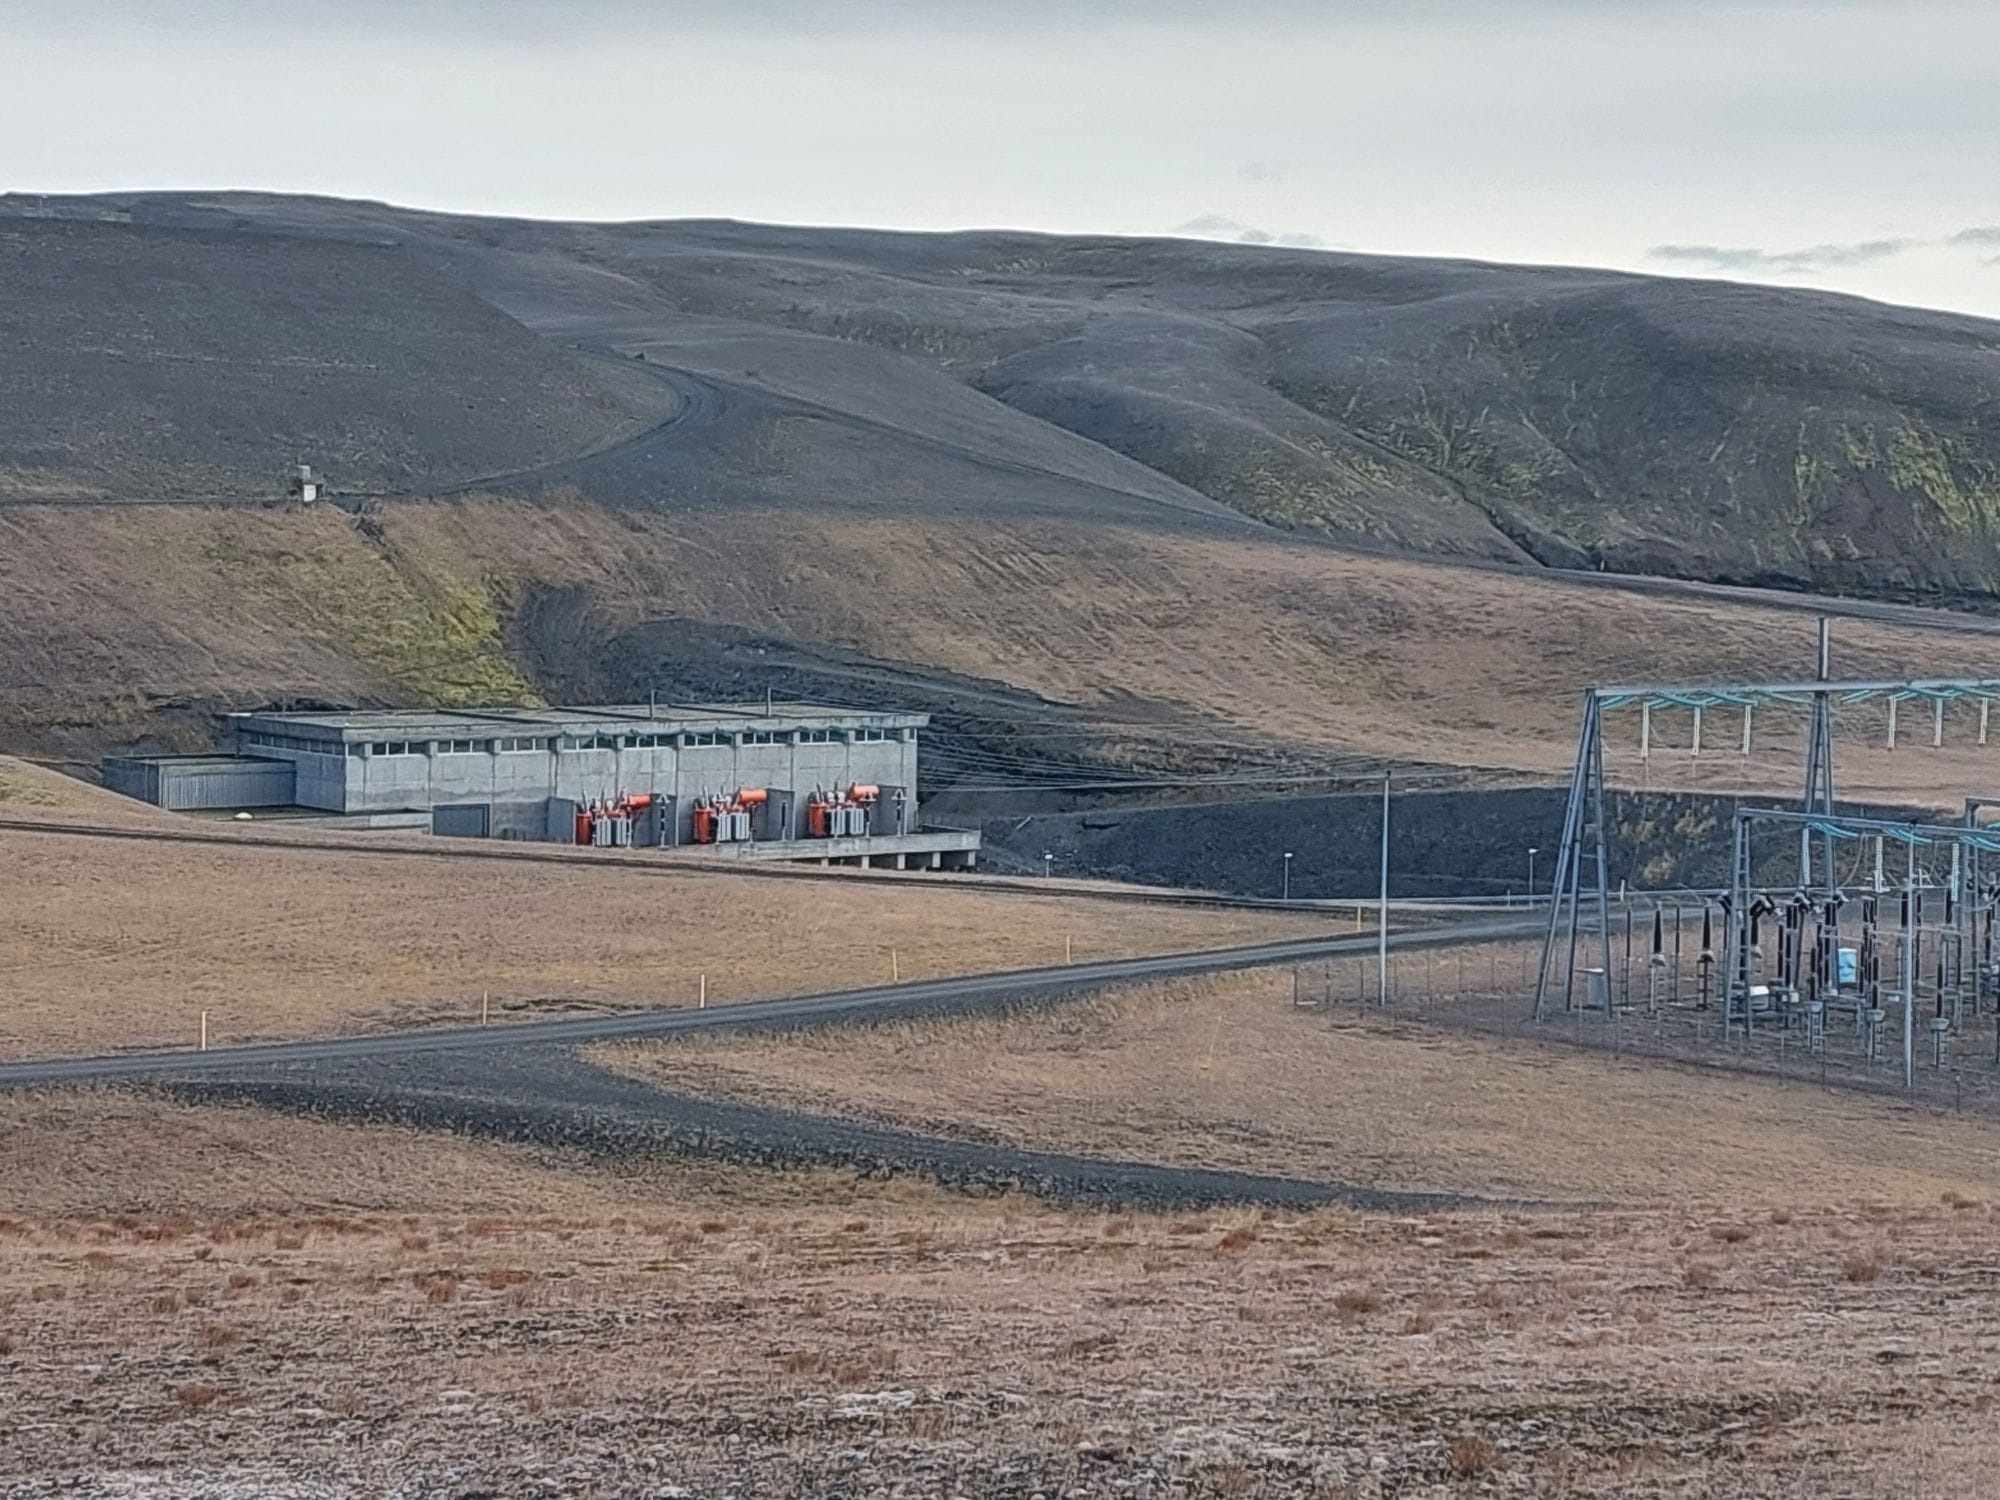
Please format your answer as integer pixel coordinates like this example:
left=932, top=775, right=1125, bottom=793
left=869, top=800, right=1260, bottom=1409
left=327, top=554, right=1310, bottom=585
left=1287, top=621, right=2000, bottom=1111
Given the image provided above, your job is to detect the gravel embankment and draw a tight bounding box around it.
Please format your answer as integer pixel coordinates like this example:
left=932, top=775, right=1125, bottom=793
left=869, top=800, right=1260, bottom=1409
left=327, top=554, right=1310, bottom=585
left=170, top=1045, right=1511, bottom=1213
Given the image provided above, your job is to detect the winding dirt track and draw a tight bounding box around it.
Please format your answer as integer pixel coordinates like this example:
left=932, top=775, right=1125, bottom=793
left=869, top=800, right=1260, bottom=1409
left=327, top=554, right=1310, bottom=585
left=8, top=914, right=1543, bottom=1209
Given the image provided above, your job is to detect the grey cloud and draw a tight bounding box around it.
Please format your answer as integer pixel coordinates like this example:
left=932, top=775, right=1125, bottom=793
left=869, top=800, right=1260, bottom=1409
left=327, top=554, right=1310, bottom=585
left=0, top=0, right=1476, bottom=40
left=1953, top=227, right=2000, bottom=246
left=1238, top=160, right=1286, bottom=183
left=1174, top=213, right=1256, bottom=235
left=1171, top=214, right=1323, bottom=250
left=1648, top=239, right=1918, bottom=274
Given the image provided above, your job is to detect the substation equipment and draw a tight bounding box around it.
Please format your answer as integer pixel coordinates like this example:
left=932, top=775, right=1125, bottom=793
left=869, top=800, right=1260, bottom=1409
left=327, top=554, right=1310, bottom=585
left=1720, top=808, right=2000, bottom=1087
left=1530, top=619, right=2000, bottom=1086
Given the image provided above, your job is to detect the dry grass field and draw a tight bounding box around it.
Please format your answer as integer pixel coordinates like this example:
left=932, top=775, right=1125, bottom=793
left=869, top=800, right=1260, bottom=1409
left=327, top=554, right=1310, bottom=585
left=0, top=821, right=1327, bottom=1060
left=9, top=498, right=2000, bottom=803
left=4, top=1085, right=2000, bottom=1496
left=0, top=755, right=172, bottom=822
left=602, top=964, right=2000, bottom=1209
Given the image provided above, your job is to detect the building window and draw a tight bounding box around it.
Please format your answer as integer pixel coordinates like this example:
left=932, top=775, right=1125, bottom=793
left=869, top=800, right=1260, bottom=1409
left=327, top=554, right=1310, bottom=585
left=348, top=743, right=366, bottom=759
left=683, top=731, right=726, bottom=747
left=247, top=729, right=342, bottom=756
left=743, top=730, right=785, bottom=746
left=854, top=728, right=888, bottom=743
left=591, top=734, right=619, bottom=751
left=797, top=729, right=836, bottom=744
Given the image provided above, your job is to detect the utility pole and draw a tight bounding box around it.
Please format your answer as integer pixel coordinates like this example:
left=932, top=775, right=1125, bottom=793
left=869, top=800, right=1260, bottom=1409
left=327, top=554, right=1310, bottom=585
left=1282, top=850, right=1294, bottom=903
left=1904, top=839, right=1918, bottom=1089
left=1803, top=616, right=1836, bottom=899
left=1527, top=846, right=1538, bottom=904
left=1378, top=775, right=1391, bottom=1006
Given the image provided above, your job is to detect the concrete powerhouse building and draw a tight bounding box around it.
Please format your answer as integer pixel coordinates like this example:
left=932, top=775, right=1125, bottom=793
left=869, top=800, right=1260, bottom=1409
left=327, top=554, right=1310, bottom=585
left=104, top=703, right=978, bottom=868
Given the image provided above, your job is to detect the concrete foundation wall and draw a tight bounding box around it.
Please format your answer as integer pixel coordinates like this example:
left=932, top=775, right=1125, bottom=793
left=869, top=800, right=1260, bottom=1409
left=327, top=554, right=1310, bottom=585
left=242, top=748, right=345, bottom=811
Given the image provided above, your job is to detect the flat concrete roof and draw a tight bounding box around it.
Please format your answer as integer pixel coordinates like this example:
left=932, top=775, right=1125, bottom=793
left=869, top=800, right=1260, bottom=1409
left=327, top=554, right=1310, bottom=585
left=230, top=703, right=928, bottom=740
left=103, top=753, right=288, bottom=769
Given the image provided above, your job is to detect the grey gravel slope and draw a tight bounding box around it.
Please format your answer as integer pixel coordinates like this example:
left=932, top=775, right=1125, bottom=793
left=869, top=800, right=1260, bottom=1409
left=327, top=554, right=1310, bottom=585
left=11, top=191, right=2000, bottom=600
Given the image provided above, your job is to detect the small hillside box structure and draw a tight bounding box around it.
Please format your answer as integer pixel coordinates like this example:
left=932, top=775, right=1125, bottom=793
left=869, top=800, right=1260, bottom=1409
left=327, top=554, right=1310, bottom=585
left=101, top=754, right=297, bottom=811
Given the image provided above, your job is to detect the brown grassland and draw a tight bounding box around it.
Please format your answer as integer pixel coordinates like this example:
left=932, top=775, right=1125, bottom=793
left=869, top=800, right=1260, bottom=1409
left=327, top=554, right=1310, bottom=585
left=9, top=753, right=2000, bottom=1489
left=0, top=818, right=1327, bottom=1060
left=4, top=1071, right=1999, bottom=1496
left=602, top=965, right=2000, bottom=1208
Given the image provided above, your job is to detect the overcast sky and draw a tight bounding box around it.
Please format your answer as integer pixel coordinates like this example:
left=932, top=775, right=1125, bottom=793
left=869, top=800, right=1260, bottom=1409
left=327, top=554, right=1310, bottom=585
left=7, top=0, right=2000, bottom=318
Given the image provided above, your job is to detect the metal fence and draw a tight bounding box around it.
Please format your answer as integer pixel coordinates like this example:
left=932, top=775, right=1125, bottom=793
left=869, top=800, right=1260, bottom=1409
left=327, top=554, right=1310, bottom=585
left=1290, top=943, right=2000, bottom=1118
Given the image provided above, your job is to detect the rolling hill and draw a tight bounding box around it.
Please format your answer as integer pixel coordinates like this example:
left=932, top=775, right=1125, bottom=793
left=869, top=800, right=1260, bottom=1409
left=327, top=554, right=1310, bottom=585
left=0, top=213, right=669, bottom=501
left=6, top=190, right=2000, bottom=787
left=12, top=190, right=1999, bottom=593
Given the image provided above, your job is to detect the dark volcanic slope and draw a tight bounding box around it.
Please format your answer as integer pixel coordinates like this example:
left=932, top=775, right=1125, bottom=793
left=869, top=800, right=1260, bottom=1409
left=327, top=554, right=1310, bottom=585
left=8, top=192, right=2000, bottom=598
left=0, top=215, right=668, bottom=501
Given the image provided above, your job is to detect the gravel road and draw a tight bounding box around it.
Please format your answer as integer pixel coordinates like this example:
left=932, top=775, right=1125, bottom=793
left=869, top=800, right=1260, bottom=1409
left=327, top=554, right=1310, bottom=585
left=11, top=915, right=1546, bottom=1209
left=0, top=915, right=1539, bottom=1087
left=167, top=1044, right=1528, bottom=1212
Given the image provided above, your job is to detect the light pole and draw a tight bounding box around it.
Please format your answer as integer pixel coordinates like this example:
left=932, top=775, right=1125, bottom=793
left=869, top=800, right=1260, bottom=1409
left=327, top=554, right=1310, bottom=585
left=1282, top=850, right=1293, bottom=903
left=1378, top=775, right=1391, bottom=1006
left=1527, top=846, right=1539, bottom=904
left=1043, top=851, right=1053, bottom=879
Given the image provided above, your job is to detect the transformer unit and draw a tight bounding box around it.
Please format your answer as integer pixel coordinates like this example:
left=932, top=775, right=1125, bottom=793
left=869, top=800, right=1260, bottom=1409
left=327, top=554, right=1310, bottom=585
left=806, top=784, right=878, bottom=839
left=575, top=793, right=650, bottom=848
left=692, top=789, right=765, bottom=844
